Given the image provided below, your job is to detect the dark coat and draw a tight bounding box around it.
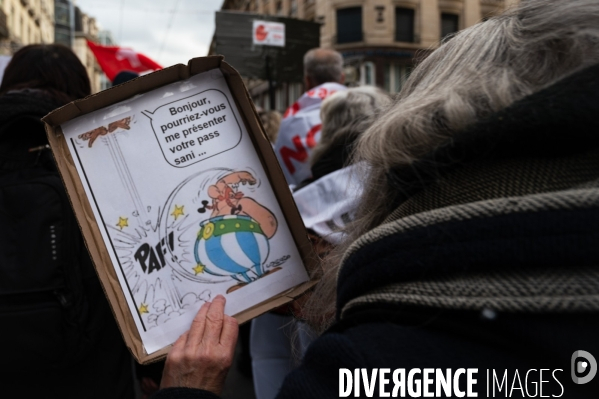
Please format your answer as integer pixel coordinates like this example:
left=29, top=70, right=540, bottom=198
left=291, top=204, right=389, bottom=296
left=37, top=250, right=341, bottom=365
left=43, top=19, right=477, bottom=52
left=152, top=64, right=599, bottom=399
left=0, top=91, right=135, bottom=399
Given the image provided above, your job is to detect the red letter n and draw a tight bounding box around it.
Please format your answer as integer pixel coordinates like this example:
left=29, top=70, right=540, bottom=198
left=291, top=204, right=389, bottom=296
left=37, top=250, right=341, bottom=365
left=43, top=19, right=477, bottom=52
left=279, top=135, right=307, bottom=174
left=306, top=124, right=322, bottom=149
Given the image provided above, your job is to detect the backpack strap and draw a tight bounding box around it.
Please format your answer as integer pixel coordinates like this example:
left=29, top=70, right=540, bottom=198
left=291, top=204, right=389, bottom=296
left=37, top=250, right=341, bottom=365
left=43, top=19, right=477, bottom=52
left=43, top=162, right=92, bottom=360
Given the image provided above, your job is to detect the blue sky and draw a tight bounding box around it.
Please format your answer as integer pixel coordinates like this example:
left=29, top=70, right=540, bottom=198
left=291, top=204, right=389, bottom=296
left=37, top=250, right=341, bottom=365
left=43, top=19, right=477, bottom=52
left=76, top=0, right=224, bottom=68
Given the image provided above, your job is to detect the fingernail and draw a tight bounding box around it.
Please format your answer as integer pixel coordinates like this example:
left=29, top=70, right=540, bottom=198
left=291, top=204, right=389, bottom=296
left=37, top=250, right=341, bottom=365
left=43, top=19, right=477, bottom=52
left=215, top=294, right=226, bottom=301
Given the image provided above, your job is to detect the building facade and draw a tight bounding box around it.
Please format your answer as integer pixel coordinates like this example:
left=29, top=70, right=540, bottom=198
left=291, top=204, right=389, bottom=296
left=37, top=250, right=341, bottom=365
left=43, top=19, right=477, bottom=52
left=319, top=0, right=507, bottom=92
left=0, top=0, right=54, bottom=55
left=219, top=0, right=318, bottom=111
left=0, top=0, right=109, bottom=94
left=97, top=30, right=115, bottom=91
left=223, top=0, right=318, bottom=20
left=218, top=0, right=510, bottom=110
left=73, top=5, right=102, bottom=93
left=54, top=0, right=72, bottom=47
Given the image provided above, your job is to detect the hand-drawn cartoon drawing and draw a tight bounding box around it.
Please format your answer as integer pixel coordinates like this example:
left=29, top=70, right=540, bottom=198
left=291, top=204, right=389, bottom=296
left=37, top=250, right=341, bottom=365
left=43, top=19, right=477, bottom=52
left=116, top=216, right=129, bottom=230
left=78, top=116, right=132, bottom=147
left=61, top=72, right=310, bottom=355
left=143, top=289, right=211, bottom=329
left=71, top=120, right=291, bottom=328
left=193, top=170, right=280, bottom=292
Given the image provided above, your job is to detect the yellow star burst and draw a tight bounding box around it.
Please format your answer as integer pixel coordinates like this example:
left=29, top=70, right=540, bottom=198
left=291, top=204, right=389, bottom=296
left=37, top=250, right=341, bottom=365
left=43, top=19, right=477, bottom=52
left=192, top=264, right=205, bottom=275
left=139, top=303, right=149, bottom=314
left=171, top=204, right=185, bottom=220
left=116, top=217, right=128, bottom=230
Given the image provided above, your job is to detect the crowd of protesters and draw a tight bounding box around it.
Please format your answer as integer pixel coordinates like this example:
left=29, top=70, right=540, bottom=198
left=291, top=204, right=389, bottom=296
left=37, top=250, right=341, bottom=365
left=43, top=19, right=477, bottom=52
left=2, top=0, right=599, bottom=398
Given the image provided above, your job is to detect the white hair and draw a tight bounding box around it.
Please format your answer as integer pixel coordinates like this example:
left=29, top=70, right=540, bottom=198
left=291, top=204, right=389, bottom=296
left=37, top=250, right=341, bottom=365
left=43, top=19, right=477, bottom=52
left=311, top=86, right=391, bottom=167
left=303, top=0, right=599, bottom=333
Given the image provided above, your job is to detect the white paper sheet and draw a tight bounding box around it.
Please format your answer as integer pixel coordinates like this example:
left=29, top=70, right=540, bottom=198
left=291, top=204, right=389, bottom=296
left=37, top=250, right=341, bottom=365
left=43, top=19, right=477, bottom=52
left=60, top=69, right=309, bottom=354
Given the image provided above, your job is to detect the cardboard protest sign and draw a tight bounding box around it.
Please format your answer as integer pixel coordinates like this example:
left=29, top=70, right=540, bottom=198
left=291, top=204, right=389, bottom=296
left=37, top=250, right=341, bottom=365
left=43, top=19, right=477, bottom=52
left=43, top=56, right=315, bottom=364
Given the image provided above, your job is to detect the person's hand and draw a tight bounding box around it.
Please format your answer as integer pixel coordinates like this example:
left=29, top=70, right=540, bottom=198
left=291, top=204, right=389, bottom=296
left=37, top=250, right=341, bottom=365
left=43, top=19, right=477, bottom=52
left=160, top=295, right=239, bottom=395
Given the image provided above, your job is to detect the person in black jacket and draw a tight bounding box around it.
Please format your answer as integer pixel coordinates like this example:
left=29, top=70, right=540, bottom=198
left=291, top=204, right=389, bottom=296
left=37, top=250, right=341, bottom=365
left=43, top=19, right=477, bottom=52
left=152, top=0, right=599, bottom=397
left=0, top=44, right=134, bottom=398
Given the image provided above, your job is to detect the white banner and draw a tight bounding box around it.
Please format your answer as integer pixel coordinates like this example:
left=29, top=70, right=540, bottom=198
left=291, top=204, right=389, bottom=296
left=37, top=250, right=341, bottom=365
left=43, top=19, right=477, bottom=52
left=274, top=82, right=347, bottom=185
left=293, top=164, right=362, bottom=245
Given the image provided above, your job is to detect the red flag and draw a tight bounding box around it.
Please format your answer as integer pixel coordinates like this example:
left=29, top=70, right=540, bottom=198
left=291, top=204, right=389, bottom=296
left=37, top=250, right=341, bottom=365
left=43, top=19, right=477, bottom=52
left=86, top=40, right=162, bottom=81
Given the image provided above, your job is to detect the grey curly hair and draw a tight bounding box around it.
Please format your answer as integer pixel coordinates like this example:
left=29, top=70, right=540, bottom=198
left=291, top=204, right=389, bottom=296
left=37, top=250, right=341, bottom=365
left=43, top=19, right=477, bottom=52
left=302, top=0, right=599, bottom=333
left=310, top=86, right=391, bottom=168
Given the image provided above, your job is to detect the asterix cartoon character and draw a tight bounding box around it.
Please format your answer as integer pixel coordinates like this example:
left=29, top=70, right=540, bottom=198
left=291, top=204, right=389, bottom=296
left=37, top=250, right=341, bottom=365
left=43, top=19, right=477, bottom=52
left=194, top=171, right=279, bottom=292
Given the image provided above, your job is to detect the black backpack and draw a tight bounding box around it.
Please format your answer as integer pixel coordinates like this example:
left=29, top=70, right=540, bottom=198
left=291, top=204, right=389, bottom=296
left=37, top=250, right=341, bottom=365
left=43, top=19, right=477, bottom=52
left=0, top=115, right=91, bottom=371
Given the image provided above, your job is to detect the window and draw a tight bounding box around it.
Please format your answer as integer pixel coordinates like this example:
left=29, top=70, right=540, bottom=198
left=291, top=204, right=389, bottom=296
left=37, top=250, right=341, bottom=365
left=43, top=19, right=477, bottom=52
left=395, top=7, right=414, bottom=43
left=360, top=62, right=376, bottom=86
left=384, top=65, right=391, bottom=92
left=384, top=63, right=412, bottom=93
left=441, top=13, right=459, bottom=39
left=337, top=7, right=362, bottom=44
left=55, top=27, right=70, bottom=46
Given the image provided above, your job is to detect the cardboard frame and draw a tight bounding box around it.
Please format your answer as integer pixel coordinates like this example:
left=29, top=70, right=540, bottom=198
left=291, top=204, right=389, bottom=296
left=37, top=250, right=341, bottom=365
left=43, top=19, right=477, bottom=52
left=43, top=56, right=317, bottom=364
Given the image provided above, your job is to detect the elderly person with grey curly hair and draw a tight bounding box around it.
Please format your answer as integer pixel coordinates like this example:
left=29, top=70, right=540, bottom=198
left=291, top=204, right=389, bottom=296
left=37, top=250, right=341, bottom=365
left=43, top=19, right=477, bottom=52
left=250, top=86, right=390, bottom=399
left=151, top=0, right=599, bottom=398
left=298, top=86, right=391, bottom=189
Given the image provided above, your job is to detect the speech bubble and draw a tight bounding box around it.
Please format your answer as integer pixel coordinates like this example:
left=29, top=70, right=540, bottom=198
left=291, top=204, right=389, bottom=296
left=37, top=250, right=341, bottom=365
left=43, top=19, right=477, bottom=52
left=142, top=89, right=242, bottom=168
